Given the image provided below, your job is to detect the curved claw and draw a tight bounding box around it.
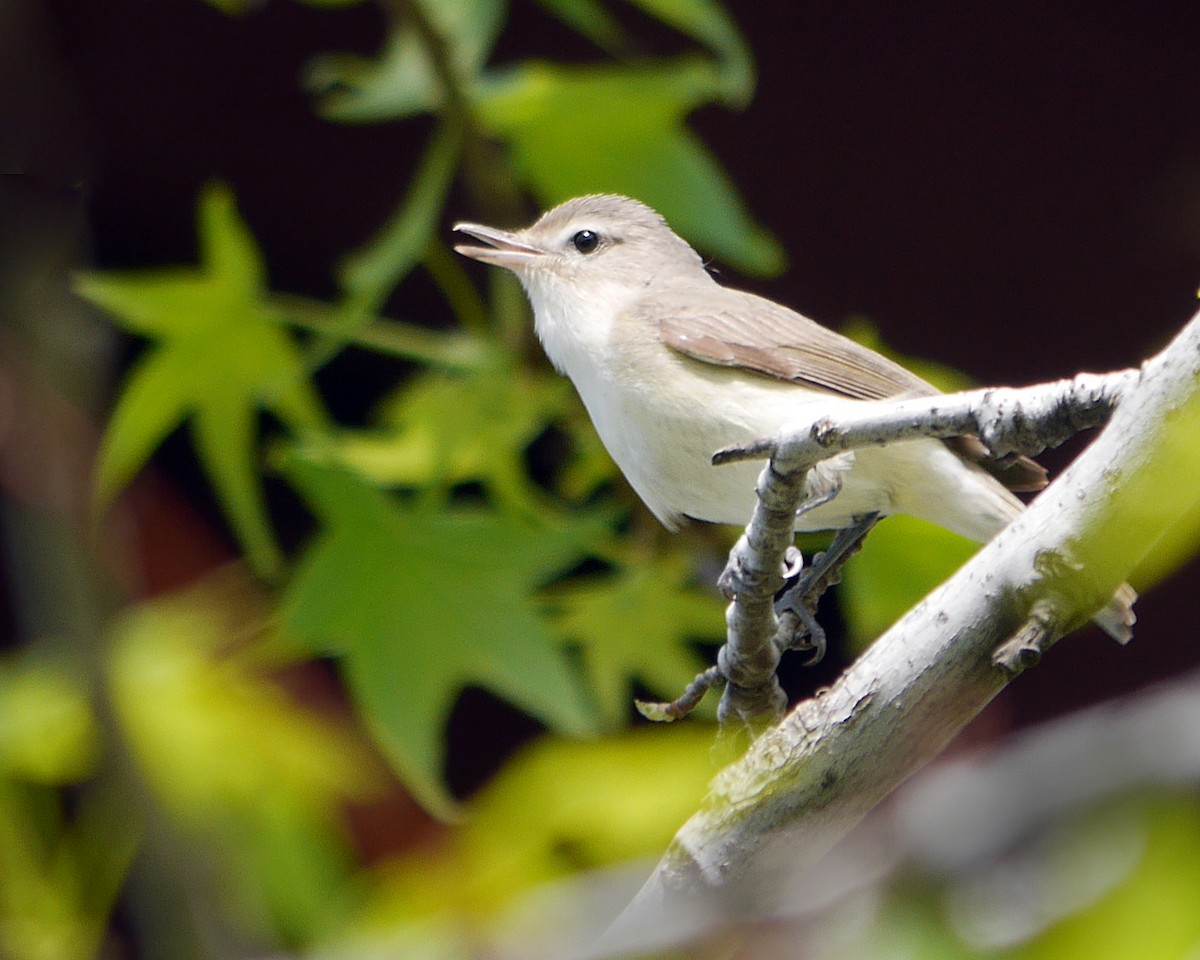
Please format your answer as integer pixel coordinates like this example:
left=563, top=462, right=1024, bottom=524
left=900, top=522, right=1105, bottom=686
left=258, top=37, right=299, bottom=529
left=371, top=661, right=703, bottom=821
left=781, top=544, right=804, bottom=579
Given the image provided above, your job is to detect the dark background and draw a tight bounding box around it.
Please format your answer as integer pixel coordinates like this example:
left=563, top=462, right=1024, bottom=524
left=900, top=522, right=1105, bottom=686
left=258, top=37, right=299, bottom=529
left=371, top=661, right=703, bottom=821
left=7, top=0, right=1200, bottom=774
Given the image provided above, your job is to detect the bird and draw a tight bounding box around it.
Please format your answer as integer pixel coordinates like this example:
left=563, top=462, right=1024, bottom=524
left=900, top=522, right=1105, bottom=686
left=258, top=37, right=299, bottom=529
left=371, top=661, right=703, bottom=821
left=454, top=194, right=1135, bottom=641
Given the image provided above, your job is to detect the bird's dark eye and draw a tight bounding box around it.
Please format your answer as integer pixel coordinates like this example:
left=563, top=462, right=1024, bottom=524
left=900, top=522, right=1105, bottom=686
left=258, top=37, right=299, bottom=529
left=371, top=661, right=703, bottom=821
left=571, top=229, right=600, bottom=254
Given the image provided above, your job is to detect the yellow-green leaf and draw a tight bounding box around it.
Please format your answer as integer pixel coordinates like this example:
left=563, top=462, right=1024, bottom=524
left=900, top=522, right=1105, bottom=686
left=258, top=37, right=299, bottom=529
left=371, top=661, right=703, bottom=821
left=302, top=364, right=573, bottom=509
left=108, top=568, right=382, bottom=941
left=546, top=551, right=725, bottom=725
left=78, top=183, right=327, bottom=578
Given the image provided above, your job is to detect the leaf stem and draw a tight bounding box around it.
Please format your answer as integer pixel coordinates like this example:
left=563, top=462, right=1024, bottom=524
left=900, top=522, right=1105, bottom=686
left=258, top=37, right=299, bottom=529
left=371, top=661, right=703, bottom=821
left=386, top=0, right=533, bottom=350
left=271, top=293, right=489, bottom=370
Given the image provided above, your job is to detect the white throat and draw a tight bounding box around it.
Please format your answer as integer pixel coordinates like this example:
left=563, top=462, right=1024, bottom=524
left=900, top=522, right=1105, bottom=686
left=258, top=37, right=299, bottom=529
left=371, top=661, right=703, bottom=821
left=521, top=273, right=638, bottom=382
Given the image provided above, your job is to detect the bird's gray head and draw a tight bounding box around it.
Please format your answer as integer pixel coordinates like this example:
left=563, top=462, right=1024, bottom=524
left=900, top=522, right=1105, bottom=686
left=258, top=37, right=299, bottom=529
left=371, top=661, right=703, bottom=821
left=453, top=195, right=709, bottom=303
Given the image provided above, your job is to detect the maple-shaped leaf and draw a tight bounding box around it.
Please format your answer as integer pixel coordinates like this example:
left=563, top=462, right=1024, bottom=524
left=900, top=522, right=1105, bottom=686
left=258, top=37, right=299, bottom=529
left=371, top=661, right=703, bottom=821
left=300, top=363, right=575, bottom=509
left=280, top=459, right=605, bottom=816
left=76, top=183, right=326, bottom=578
left=546, top=550, right=725, bottom=725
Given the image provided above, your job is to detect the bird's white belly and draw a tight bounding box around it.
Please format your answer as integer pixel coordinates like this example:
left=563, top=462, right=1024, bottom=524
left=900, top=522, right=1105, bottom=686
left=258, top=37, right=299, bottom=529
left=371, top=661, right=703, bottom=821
left=575, top=359, right=897, bottom=531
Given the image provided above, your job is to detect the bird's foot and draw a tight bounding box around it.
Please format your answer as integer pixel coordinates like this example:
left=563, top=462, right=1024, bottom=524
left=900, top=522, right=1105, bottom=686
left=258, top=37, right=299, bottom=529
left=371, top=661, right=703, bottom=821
left=771, top=513, right=882, bottom=666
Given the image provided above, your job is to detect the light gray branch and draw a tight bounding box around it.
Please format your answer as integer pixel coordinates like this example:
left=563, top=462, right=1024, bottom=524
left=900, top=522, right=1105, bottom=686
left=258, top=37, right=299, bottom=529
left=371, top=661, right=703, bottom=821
left=712, top=367, right=1139, bottom=723
left=604, top=307, right=1200, bottom=945
left=713, top=369, right=1138, bottom=469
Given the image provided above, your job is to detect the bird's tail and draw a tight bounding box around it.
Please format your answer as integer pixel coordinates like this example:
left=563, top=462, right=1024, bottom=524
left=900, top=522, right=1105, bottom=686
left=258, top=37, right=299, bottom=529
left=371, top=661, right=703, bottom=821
left=906, top=444, right=1138, bottom=643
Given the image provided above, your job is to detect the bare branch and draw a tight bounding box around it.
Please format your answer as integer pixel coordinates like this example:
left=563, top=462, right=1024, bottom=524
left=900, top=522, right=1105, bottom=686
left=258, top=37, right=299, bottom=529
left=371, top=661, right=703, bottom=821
left=713, top=368, right=1138, bottom=468
left=605, top=307, right=1200, bottom=942
left=711, top=366, right=1141, bottom=723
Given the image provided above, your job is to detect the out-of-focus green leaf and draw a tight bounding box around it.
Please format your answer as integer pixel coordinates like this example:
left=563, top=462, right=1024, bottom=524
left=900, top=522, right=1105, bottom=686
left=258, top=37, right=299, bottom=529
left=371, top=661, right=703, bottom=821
left=108, top=568, right=382, bottom=942
left=306, top=0, right=506, bottom=122
left=300, top=363, right=572, bottom=509
left=352, top=726, right=716, bottom=938
left=77, top=183, right=326, bottom=579
left=281, top=461, right=606, bottom=816
left=528, top=0, right=753, bottom=102
left=1073, top=336, right=1200, bottom=596
left=546, top=551, right=724, bottom=725
left=840, top=514, right=978, bottom=646
left=0, top=659, right=97, bottom=784
left=199, top=0, right=254, bottom=14
left=0, top=781, right=138, bottom=960
left=1019, top=796, right=1200, bottom=960
left=339, top=123, right=462, bottom=313
left=1122, top=367, right=1200, bottom=587
left=530, top=0, right=627, bottom=54
left=475, top=59, right=784, bottom=276
left=624, top=0, right=753, bottom=104
left=1130, top=495, right=1200, bottom=589
left=274, top=293, right=490, bottom=369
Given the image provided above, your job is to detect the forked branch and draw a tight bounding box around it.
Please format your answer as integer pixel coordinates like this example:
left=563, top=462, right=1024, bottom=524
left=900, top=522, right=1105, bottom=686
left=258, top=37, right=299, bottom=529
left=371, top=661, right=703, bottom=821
left=604, top=307, right=1200, bottom=947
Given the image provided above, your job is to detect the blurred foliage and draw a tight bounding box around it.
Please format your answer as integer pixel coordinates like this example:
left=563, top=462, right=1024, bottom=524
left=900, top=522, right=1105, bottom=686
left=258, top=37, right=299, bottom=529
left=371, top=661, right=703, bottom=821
left=55, top=0, right=777, bottom=954
left=108, top=570, right=384, bottom=943
left=21, top=0, right=1194, bottom=956
left=76, top=183, right=328, bottom=579
left=280, top=460, right=605, bottom=814
left=346, top=725, right=718, bottom=954
left=74, top=0, right=774, bottom=822
left=843, top=793, right=1200, bottom=960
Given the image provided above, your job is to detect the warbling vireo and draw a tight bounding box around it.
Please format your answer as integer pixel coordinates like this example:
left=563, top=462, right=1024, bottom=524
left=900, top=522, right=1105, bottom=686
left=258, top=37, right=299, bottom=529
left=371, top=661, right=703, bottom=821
left=454, top=194, right=1134, bottom=641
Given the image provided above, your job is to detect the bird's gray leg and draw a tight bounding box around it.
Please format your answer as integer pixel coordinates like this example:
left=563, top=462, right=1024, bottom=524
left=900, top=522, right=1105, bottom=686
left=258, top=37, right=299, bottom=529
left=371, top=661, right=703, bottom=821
left=774, top=513, right=881, bottom=665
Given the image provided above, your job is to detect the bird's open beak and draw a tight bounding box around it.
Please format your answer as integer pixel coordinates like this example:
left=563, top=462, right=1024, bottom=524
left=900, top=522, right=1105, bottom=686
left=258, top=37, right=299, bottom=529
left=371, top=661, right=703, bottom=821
left=453, top=222, right=544, bottom=269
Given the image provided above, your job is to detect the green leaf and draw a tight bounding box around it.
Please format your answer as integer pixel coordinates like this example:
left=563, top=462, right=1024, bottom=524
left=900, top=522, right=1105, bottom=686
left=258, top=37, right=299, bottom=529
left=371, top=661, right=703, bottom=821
left=281, top=461, right=605, bottom=816
left=840, top=514, right=978, bottom=647
left=1020, top=796, right=1200, bottom=960
left=78, top=183, right=327, bottom=579
left=339, top=123, right=462, bottom=312
left=108, top=568, right=381, bottom=942
left=0, top=780, right=138, bottom=960
left=305, top=0, right=506, bottom=122
left=530, top=0, right=628, bottom=54
left=299, top=363, right=574, bottom=509
left=0, top=659, right=98, bottom=784
left=356, top=726, right=718, bottom=933
left=546, top=551, right=725, bottom=725
left=475, top=59, right=784, bottom=276
left=623, top=0, right=754, bottom=104
left=86, top=345, right=198, bottom=524
left=526, top=0, right=753, bottom=102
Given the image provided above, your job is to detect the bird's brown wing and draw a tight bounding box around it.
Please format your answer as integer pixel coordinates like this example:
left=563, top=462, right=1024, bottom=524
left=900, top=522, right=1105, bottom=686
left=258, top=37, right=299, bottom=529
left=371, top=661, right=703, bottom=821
left=653, top=286, right=1048, bottom=492
left=656, top=288, right=935, bottom=400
